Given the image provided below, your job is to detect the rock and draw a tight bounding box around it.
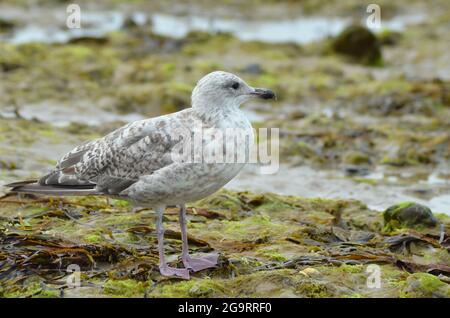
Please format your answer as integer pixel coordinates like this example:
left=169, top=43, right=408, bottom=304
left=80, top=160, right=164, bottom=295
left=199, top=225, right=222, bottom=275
left=344, top=165, right=370, bottom=176
left=331, top=25, right=382, bottom=65
left=343, top=151, right=371, bottom=165
left=379, top=30, right=402, bottom=46
left=383, top=202, right=438, bottom=230
left=122, top=15, right=139, bottom=29
left=0, top=18, right=17, bottom=32
left=68, top=36, right=109, bottom=45
left=400, top=273, right=450, bottom=298
left=299, top=268, right=320, bottom=277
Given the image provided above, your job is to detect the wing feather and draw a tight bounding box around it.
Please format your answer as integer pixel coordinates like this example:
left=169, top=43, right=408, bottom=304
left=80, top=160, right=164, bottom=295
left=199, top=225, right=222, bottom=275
left=38, top=110, right=191, bottom=195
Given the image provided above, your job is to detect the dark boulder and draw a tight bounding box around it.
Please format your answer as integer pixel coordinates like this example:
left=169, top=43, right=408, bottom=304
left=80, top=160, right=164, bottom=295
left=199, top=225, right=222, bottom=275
left=0, top=18, right=17, bottom=32
left=383, top=202, right=438, bottom=230
left=332, top=25, right=382, bottom=65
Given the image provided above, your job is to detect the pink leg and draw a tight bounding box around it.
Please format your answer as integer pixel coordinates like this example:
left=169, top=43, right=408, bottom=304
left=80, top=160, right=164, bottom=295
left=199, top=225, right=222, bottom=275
left=179, top=204, right=219, bottom=272
left=155, top=205, right=190, bottom=279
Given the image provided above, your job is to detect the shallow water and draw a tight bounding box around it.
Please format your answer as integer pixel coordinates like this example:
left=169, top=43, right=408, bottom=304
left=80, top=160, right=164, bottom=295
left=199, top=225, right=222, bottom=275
left=4, top=10, right=123, bottom=44
left=429, top=194, right=450, bottom=214
left=150, top=13, right=425, bottom=44
left=0, top=102, right=145, bottom=127
left=2, top=9, right=425, bottom=45
left=151, top=13, right=349, bottom=44
left=227, top=164, right=450, bottom=215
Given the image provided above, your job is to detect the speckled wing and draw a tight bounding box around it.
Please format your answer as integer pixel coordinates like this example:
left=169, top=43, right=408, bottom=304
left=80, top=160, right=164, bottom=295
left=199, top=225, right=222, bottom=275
left=38, top=113, right=188, bottom=195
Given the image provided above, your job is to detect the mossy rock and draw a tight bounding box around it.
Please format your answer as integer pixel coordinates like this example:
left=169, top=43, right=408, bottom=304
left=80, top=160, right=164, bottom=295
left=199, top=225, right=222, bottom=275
left=400, top=273, right=450, bottom=298
left=0, top=44, right=24, bottom=72
left=331, top=25, right=382, bottom=65
left=0, top=18, right=17, bottom=31
left=383, top=202, right=438, bottom=230
left=296, top=281, right=331, bottom=298
left=378, top=29, right=403, bottom=46
left=343, top=151, right=371, bottom=165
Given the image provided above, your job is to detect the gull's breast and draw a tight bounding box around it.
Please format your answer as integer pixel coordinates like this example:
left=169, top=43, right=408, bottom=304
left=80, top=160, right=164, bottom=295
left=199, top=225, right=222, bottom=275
left=124, top=111, right=254, bottom=205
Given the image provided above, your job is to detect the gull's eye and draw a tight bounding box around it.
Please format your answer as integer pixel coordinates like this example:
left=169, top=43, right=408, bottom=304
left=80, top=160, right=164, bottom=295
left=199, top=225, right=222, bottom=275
left=231, top=82, right=240, bottom=90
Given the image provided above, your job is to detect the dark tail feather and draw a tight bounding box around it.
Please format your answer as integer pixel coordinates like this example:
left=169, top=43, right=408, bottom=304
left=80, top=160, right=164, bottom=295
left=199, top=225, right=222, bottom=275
left=4, top=181, right=100, bottom=196
left=4, top=180, right=38, bottom=187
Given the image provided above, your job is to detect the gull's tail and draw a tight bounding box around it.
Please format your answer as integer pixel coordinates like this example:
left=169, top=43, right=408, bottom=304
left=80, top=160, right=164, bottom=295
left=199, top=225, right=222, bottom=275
left=4, top=180, right=100, bottom=196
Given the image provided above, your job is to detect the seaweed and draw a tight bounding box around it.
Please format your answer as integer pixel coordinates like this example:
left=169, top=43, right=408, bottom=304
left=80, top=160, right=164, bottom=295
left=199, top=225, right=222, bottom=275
left=0, top=190, right=448, bottom=297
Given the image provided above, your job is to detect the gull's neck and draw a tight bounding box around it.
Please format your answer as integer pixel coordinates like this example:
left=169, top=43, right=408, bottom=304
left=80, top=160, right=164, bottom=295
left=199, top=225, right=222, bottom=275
left=192, top=99, right=245, bottom=127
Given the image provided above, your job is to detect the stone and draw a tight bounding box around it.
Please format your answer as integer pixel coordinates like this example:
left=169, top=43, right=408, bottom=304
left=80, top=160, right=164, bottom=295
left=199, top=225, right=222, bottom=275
left=332, top=25, right=382, bottom=65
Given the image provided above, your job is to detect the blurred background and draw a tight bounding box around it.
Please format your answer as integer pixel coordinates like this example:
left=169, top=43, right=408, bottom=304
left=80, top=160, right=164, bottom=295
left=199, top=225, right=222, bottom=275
left=0, top=0, right=449, bottom=214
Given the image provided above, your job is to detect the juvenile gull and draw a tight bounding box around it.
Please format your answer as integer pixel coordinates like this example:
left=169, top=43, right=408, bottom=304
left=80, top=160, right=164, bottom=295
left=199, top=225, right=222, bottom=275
left=6, top=71, right=276, bottom=279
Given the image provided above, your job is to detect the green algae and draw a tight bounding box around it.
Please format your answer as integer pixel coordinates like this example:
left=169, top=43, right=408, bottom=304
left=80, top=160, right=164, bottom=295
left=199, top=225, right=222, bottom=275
left=339, top=264, right=364, bottom=274
left=258, top=249, right=289, bottom=262
left=84, top=234, right=102, bottom=244
left=343, top=151, right=371, bottom=165
left=2, top=278, right=60, bottom=298
left=296, top=281, right=331, bottom=298
left=1, top=189, right=448, bottom=298
left=103, top=279, right=149, bottom=297
left=154, top=278, right=227, bottom=298
left=400, top=273, right=450, bottom=298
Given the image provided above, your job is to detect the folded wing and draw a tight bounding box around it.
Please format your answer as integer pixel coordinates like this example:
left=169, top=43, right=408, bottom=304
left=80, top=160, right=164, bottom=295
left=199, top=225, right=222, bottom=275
left=12, top=114, right=186, bottom=196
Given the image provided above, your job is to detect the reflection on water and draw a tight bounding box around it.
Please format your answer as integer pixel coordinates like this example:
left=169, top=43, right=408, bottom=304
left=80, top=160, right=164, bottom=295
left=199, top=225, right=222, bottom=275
left=3, top=10, right=425, bottom=45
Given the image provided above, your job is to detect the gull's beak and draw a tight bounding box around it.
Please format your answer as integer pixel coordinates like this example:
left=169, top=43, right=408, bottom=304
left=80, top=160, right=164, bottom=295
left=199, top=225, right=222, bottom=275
left=250, top=88, right=277, bottom=100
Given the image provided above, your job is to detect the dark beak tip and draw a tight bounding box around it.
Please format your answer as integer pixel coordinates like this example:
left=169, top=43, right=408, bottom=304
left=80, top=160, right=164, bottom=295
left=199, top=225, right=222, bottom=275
left=254, top=88, right=277, bottom=100
left=262, top=91, right=276, bottom=100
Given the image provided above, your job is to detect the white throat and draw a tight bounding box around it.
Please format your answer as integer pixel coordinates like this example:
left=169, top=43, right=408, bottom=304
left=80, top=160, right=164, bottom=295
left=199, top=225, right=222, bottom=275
left=192, top=96, right=242, bottom=124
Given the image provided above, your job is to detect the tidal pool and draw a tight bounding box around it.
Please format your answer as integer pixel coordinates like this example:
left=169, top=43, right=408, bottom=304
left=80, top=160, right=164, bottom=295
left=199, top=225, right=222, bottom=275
left=227, top=164, right=450, bottom=215
left=150, top=13, right=424, bottom=44
left=2, top=9, right=425, bottom=45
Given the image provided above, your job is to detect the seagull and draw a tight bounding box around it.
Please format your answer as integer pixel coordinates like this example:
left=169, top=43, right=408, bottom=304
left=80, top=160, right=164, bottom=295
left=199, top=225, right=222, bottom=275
left=6, top=71, right=276, bottom=279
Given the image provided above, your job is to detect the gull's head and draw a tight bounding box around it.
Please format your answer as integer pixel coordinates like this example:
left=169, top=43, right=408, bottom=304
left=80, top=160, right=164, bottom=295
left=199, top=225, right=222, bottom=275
left=192, top=71, right=276, bottom=112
